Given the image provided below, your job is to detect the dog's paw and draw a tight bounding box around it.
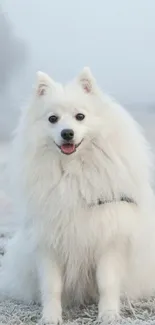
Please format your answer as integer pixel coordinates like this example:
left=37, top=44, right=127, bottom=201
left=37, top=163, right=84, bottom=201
left=98, top=310, right=120, bottom=324
left=38, top=315, right=62, bottom=325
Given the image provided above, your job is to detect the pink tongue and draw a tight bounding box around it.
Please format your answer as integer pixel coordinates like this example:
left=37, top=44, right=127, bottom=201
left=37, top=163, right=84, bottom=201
left=61, top=144, right=75, bottom=154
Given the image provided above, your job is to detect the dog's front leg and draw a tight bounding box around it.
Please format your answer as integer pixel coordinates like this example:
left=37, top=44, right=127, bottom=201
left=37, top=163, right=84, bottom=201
left=96, top=246, right=124, bottom=321
left=37, top=249, right=62, bottom=325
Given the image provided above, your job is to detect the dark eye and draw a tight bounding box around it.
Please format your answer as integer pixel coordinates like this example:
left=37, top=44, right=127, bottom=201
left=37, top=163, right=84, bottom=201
left=48, top=115, right=59, bottom=124
left=75, top=113, right=85, bottom=121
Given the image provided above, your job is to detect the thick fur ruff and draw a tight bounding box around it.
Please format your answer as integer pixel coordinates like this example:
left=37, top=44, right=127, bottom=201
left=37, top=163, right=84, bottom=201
left=1, top=68, right=155, bottom=324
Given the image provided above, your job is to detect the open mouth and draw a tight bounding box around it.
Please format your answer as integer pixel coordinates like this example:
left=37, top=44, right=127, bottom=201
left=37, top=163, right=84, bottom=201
left=56, top=140, right=83, bottom=155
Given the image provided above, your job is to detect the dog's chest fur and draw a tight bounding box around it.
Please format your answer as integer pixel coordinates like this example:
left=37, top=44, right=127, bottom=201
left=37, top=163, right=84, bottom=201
left=26, top=147, right=133, bottom=248
left=37, top=157, right=105, bottom=251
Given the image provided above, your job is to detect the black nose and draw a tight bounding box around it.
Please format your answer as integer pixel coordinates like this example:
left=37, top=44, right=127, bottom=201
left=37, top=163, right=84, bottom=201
left=61, top=129, right=74, bottom=141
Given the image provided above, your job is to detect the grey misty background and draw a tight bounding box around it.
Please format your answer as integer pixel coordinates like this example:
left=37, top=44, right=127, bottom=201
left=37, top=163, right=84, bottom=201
left=1, top=0, right=155, bottom=147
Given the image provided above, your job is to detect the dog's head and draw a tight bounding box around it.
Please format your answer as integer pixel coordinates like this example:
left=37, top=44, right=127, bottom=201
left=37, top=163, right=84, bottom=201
left=28, top=68, right=114, bottom=157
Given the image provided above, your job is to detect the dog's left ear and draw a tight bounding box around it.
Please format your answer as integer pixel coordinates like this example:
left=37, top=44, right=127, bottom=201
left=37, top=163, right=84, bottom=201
left=77, top=67, right=97, bottom=94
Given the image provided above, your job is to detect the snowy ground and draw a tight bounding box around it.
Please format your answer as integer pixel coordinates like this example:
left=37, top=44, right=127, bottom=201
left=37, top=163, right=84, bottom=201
left=0, top=110, right=155, bottom=325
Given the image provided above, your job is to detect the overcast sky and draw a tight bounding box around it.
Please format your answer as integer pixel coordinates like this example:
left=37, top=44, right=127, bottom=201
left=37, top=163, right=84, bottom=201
left=2, top=0, right=155, bottom=107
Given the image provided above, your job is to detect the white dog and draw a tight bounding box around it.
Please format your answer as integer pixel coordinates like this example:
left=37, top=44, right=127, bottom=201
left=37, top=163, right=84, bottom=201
left=1, top=67, right=155, bottom=324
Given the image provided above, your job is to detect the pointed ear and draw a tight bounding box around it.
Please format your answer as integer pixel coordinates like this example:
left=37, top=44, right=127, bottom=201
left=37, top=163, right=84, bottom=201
left=77, top=67, right=97, bottom=94
left=36, top=71, right=55, bottom=96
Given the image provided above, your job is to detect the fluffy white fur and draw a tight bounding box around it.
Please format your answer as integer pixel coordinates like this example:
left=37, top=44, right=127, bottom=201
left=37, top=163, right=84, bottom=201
left=1, top=67, right=155, bottom=324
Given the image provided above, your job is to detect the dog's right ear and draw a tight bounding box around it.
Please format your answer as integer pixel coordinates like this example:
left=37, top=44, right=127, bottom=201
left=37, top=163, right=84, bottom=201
left=36, top=71, right=56, bottom=96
